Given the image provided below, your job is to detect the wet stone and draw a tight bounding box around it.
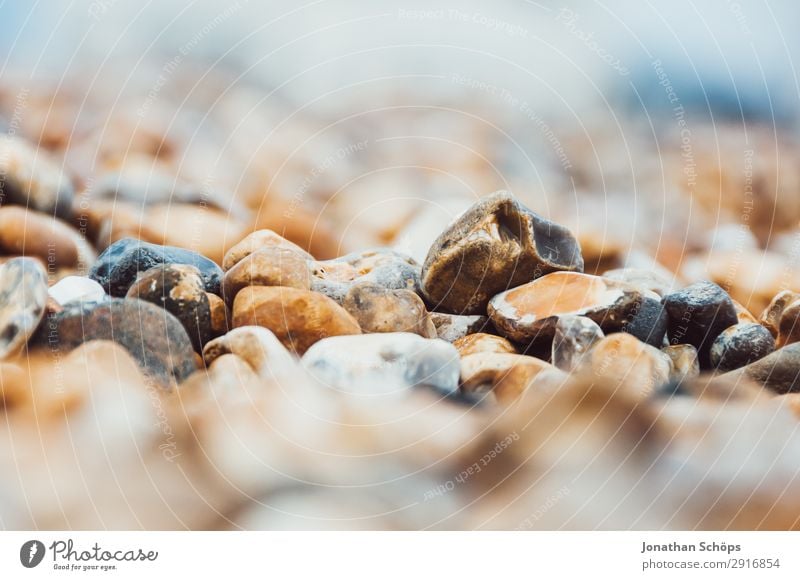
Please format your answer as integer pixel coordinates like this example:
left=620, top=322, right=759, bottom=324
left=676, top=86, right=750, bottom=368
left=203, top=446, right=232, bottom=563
left=728, top=342, right=800, bottom=394
left=126, top=264, right=212, bottom=352
left=48, top=276, right=106, bottom=307
left=429, top=312, right=490, bottom=342
left=222, top=246, right=312, bottom=305
left=453, top=333, right=517, bottom=357
left=709, top=323, right=775, bottom=373
left=203, top=326, right=297, bottom=379
left=206, top=292, right=229, bottom=338
left=459, top=352, right=560, bottom=403
left=31, top=298, right=197, bottom=388
left=662, top=344, right=700, bottom=384
left=488, top=272, right=643, bottom=345
left=663, top=281, right=739, bottom=369
left=622, top=296, right=668, bottom=347
left=0, top=135, right=74, bottom=219
left=420, top=191, right=583, bottom=315
left=759, top=290, right=800, bottom=339
left=222, top=229, right=314, bottom=271
left=89, top=238, right=223, bottom=297
left=301, top=333, right=460, bottom=396
left=342, top=282, right=436, bottom=338
left=232, top=286, right=361, bottom=355
left=551, top=315, right=604, bottom=372
left=0, top=258, right=48, bottom=359
left=586, top=333, right=672, bottom=400
left=310, top=248, right=421, bottom=304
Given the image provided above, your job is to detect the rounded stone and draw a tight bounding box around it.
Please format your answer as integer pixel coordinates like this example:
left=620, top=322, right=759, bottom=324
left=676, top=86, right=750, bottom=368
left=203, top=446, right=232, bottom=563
left=232, top=286, right=361, bottom=354
left=459, top=352, right=559, bottom=402
left=342, top=282, right=435, bottom=338
left=662, top=344, right=700, bottom=384
left=453, top=333, right=517, bottom=357
left=709, top=323, right=775, bottom=372
left=551, top=315, right=604, bottom=372
left=0, top=258, right=48, bottom=359
left=222, top=246, right=311, bottom=305
left=126, top=264, right=213, bottom=352
left=421, top=191, right=583, bottom=314
left=202, top=326, right=297, bottom=379
left=428, top=312, right=490, bottom=342
left=48, top=276, right=106, bottom=306
left=587, top=333, right=672, bottom=400
left=222, top=229, right=314, bottom=271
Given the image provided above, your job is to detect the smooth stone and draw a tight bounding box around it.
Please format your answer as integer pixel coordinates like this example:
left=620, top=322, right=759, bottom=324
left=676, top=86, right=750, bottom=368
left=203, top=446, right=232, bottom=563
left=662, top=344, right=700, bottom=384
left=420, top=191, right=583, bottom=314
left=488, top=272, right=643, bottom=344
left=310, top=248, right=420, bottom=304
left=622, top=296, right=668, bottom=347
left=709, top=323, right=775, bottom=372
left=206, top=292, right=229, bottom=338
left=603, top=267, right=675, bottom=297
left=453, top=333, right=517, bottom=357
left=89, top=238, right=223, bottom=297
left=663, top=281, right=739, bottom=369
left=493, top=365, right=567, bottom=404
left=729, top=342, right=800, bottom=394
left=301, top=333, right=459, bottom=395
left=232, top=286, right=361, bottom=354
left=732, top=299, right=757, bottom=324
left=0, top=258, right=48, bottom=358
left=0, top=135, right=74, bottom=219
left=759, top=290, right=799, bottom=339
left=31, top=298, right=197, bottom=388
left=429, top=312, right=490, bottom=342
left=655, top=373, right=770, bottom=402
left=222, top=246, right=312, bottom=305
left=126, top=264, right=212, bottom=352
left=48, top=276, right=106, bottom=306
left=460, top=352, right=558, bottom=402
left=203, top=326, right=297, bottom=379
left=251, top=195, right=340, bottom=260
left=0, top=206, right=95, bottom=269
left=342, top=282, right=435, bottom=338
left=586, top=333, right=672, bottom=400
left=551, top=315, right=604, bottom=372
left=222, top=229, right=314, bottom=270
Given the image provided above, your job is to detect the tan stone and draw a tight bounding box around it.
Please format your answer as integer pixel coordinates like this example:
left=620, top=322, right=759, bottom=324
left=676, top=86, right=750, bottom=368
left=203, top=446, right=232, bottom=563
left=223, top=247, right=311, bottom=305
left=453, top=333, right=516, bottom=357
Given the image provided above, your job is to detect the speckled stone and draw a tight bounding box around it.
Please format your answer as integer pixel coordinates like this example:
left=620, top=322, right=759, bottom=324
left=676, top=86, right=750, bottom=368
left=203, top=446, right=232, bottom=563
left=310, top=248, right=421, bottom=304
left=48, top=276, right=106, bottom=307
left=420, top=191, right=583, bottom=315
left=203, top=326, right=297, bottom=379
left=488, top=272, right=643, bottom=345
left=126, top=264, right=212, bottom=352
left=551, top=315, right=603, bottom=372
left=709, top=323, right=775, bottom=372
left=31, top=298, right=196, bottom=388
left=0, top=135, right=74, bottom=219
left=301, top=332, right=459, bottom=396
left=232, top=286, right=361, bottom=354
left=89, top=238, right=223, bottom=297
left=453, top=333, right=517, bottom=357
left=342, top=282, right=435, bottom=338
left=663, top=281, right=739, bottom=369
left=222, top=246, right=312, bottom=305
left=429, top=312, right=490, bottom=342
left=0, top=258, right=48, bottom=359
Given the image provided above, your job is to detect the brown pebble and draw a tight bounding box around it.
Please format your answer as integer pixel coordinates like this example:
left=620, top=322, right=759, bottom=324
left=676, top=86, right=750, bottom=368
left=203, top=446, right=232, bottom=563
left=222, top=229, right=314, bottom=271
left=203, top=326, right=296, bottom=378
left=222, top=246, right=311, bottom=305
left=453, top=333, right=517, bottom=357
left=729, top=342, right=800, bottom=394
left=0, top=258, right=48, bottom=359
left=342, top=282, right=435, bottom=338
left=759, top=290, right=800, bottom=338
left=662, top=344, right=700, bottom=384
left=429, top=312, right=490, bottom=342
left=206, top=292, right=229, bottom=337
left=460, top=352, right=562, bottom=404
left=586, top=333, right=672, bottom=400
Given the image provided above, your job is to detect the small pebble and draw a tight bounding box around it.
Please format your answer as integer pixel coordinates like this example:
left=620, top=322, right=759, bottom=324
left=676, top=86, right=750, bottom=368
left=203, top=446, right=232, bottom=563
left=0, top=135, right=74, bottom=219
left=342, top=282, right=436, bottom=338
left=126, top=264, right=213, bottom=352
left=623, top=295, right=668, bottom=347
left=662, top=344, right=700, bottom=384
left=48, top=276, right=106, bottom=306
left=421, top=191, right=583, bottom=314
left=460, top=352, right=559, bottom=403
left=232, top=286, right=361, bottom=354
left=759, top=290, right=799, bottom=339
left=32, top=298, right=197, bottom=388
left=0, top=258, right=48, bottom=359
left=551, top=315, right=604, bottom=372
left=206, top=292, right=230, bottom=337
left=453, top=333, right=517, bottom=357
left=222, top=229, right=313, bottom=271
left=89, top=237, right=223, bottom=297
left=709, top=323, right=775, bottom=372
left=732, top=299, right=758, bottom=324
left=203, top=326, right=297, bottom=379
left=488, top=272, right=643, bottom=344
left=301, top=333, right=459, bottom=395
left=586, top=333, right=672, bottom=400
left=663, top=281, right=739, bottom=369
left=731, top=342, right=800, bottom=394
left=428, top=312, right=490, bottom=342
left=222, top=246, right=312, bottom=305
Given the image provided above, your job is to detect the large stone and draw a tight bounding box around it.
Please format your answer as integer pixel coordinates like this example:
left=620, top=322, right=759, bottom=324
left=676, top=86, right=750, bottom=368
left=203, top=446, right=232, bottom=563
left=420, top=191, right=583, bottom=314
left=728, top=342, right=800, bottom=394
left=709, top=323, right=775, bottom=372
left=222, top=246, right=311, bottom=305
left=0, top=258, right=48, bottom=358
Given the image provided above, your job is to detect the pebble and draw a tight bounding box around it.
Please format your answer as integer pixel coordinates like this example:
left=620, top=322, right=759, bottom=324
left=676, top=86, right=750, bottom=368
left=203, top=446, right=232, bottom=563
left=759, top=290, right=799, bottom=339
left=251, top=195, right=340, bottom=260
left=342, top=282, right=436, bottom=338
left=731, top=342, right=800, bottom=394
left=206, top=292, right=230, bottom=337
left=586, top=333, right=672, bottom=400
left=222, top=246, right=311, bottom=305
left=551, top=315, right=604, bottom=372
left=31, top=298, right=197, bottom=388
left=48, top=276, right=106, bottom=306
left=488, top=272, right=643, bottom=345
left=459, top=352, right=559, bottom=403
left=232, top=286, right=361, bottom=354
left=126, top=264, right=213, bottom=352
left=732, top=299, right=757, bottom=324
left=0, top=206, right=95, bottom=269
left=709, top=323, right=775, bottom=372
left=420, top=191, right=584, bottom=314
left=89, top=238, right=223, bottom=297
left=311, top=248, right=421, bottom=304
left=453, top=333, right=517, bottom=357
left=428, top=312, right=490, bottom=342
left=222, top=229, right=313, bottom=271
left=0, top=135, right=74, bottom=219
left=662, top=344, right=700, bottom=384
left=202, top=326, right=297, bottom=379
left=0, top=258, right=48, bottom=358
left=301, top=333, right=460, bottom=395
left=663, top=281, right=739, bottom=369
left=603, top=267, right=675, bottom=297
